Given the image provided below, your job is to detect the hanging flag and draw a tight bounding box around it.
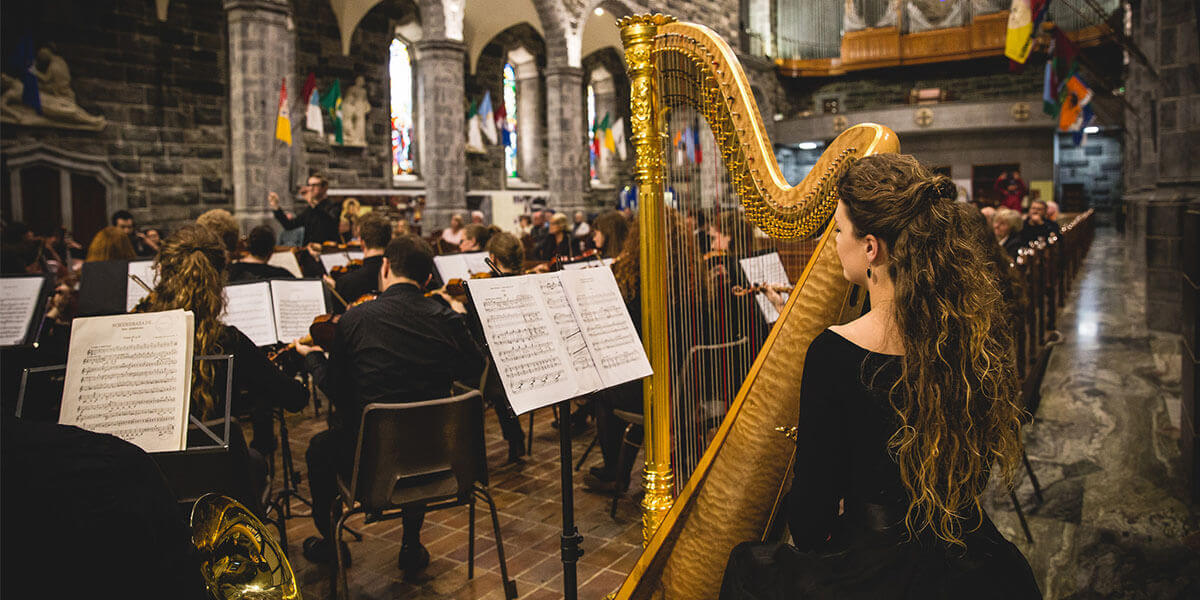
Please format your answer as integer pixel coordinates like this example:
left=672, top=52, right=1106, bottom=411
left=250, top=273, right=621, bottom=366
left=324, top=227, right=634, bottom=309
left=14, top=35, right=41, bottom=114
left=478, top=91, right=497, bottom=145
left=1049, top=26, right=1080, bottom=97
left=495, top=99, right=511, bottom=148
left=1042, top=60, right=1057, bottom=117
left=691, top=124, right=702, bottom=164
left=1004, top=0, right=1048, bottom=64
left=612, top=117, right=627, bottom=161
left=320, top=79, right=343, bottom=144
left=466, top=97, right=485, bottom=153
left=300, top=73, right=323, bottom=135
left=599, top=113, right=615, bottom=154
left=1058, top=74, right=1095, bottom=145
left=275, top=78, right=292, bottom=146
left=674, top=127, right=688, bottom=165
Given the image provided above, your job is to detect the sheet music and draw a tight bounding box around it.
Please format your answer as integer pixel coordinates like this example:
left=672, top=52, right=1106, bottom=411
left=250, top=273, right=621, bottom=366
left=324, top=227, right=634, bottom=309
left=319, top=252, right=351, bottom=272
left=221, top=281, right=278, bottom=346
left=0, top=276, right=45, bottom=346
left=738, top=252, right=791, bottom=324
left=433, top=252, right=490, bottom=282
left=560, top=257, right=615, bottom=270
left=59, top=310, right=194, bottom=453
left=560, top=268, right=653, bottom=387
left=535, top=273, right=602, bottom=392
left=467, top=275, right=579, bottom=415
left=269, top=279, right=326, bottom=343
left=126, top=260, right=157, bottom=311
left=347, top=250, right=364, bottom=261
left=268, top=250, right=304, bottom=278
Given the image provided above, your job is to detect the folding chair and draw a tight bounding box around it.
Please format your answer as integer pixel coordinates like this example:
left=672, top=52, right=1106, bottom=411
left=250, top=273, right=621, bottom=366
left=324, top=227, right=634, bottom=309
left=330, top=389, right=518, bottom=599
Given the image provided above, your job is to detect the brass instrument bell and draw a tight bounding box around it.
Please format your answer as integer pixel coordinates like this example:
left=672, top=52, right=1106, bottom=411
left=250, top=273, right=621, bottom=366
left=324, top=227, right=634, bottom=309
left=191, top=494, right=301, bottom=600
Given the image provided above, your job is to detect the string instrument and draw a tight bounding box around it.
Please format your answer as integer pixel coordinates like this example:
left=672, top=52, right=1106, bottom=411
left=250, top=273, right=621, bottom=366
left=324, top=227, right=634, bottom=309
left=266, top=292, right=376, bottom=361
left=329, top=258, right=363, bottom=277
left=425, top=271, right=492, bottom=300
left=613, top=14, right=897, bottom=600
left=730, top=283, right=793, bottom=297
left=524, top=249, right=601, bottom=273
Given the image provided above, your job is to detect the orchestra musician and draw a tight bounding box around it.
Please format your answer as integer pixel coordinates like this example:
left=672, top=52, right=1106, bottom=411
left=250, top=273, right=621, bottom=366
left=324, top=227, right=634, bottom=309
left=228, top=225, right=297, bottom=282
left=458, top=223, right=494, bottom=253
left=133, top=225, right=308, bottom=497
left=535, top=213, right=576, bottom=261
left=719, top=154, right=1039, bottom=599
left=332, top=212, right=392, bottom=306
left=293, top=235, right=484, bottom=575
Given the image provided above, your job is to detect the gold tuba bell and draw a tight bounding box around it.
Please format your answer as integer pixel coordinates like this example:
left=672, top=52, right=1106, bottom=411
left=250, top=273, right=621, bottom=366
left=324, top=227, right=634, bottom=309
left=191, top=494, right=301, bottom=600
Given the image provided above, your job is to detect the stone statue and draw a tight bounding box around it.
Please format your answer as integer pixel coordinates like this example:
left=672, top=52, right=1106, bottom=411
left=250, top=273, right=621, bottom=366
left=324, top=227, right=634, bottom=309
left=341, top=75, right=370, bottom=147
left=0, top=48, right=105, bottom=131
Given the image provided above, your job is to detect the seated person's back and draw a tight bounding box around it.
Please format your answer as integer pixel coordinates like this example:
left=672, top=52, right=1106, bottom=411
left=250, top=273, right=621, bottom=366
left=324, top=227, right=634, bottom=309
left=229, top=225, right=297, bottom=282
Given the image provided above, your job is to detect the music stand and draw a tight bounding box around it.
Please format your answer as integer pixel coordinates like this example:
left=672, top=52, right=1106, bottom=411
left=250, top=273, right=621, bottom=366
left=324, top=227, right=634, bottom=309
left=1, top=274, right=54, bottom=350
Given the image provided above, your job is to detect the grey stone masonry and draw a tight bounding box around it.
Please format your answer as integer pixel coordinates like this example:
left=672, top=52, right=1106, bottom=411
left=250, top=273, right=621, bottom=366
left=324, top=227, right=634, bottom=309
left=546, top=66, right=587, bottom=212
left=225, top=0, right=295, bottom=231
left=416, top=39, right=467, bottom=229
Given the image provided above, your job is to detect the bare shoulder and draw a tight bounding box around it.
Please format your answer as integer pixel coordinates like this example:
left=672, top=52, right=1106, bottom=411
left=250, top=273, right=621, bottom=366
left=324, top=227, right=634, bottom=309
left=829, top=314, right=904, bottom=356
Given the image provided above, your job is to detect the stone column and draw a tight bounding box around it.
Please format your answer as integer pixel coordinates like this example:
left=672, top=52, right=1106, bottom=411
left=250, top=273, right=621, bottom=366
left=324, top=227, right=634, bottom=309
left=415, top=38, right=466, bottom=230
left=225, top=0, right=294, bottom=231
left=545, top=65, right=586, bottom=212
left=515, top=69, right=545, bottom=185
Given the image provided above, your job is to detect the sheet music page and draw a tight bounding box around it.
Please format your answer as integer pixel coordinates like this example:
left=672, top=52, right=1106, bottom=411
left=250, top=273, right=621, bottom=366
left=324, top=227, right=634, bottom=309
left=221, top=281, right=277, bottom=347
left=737, top=252, right=791, bottom=324
left=269, top=279, right=327, bottom=343
left=347, top=250, right=364, bottom=261
left=433, top=254, right=469, bottom=282
left=559, top=268, right=652, bottom=387
left=560, top=257, right=615, bottom=270
left=467, top=275, right=579, bottom=415
left=59, top=309, right=193, bottom=453
left=534, top=273, right=602, bottom=394
left=268, top=250, right=304, bottom=278
left=462, top=252, right=491, bottom=276
left=319, top=252, right=351, bottom=272
left=0, top=276, right=45, bottom=346
left=126, top=260, right=157, bottom=312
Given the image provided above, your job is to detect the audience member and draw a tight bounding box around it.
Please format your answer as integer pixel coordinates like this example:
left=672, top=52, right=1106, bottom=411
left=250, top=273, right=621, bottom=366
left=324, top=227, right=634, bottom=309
left=1020, top=199, right=1061, bottom=245
left=536, top=213, right=575, bottom=261
left=470, top=210, right=486, bottom=226
left=993, top=208, right=1024, bottom=259
left=85, top=226, right=136, bottom=262
left=517, top=214, right=533, bottom=237
left=1045, top=200, right=1060, bottom=222
left=993, top=170, right=1027, bottom=211
left=572, top=211, right=591, bottom=242
left=440, top=213, right=466, bottom=247
left=980, top=205, right=996, bottom=226
left=228, top=225, right=296, bottom=282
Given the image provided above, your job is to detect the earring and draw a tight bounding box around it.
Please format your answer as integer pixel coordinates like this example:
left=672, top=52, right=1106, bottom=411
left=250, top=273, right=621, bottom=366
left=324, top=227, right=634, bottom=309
left=866, top=266, right=872, bottom=280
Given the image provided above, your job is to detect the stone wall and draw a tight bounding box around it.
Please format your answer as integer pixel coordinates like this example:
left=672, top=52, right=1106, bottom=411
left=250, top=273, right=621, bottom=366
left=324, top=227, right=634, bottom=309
left=292, top=0, right=419, bottom=191
left=0, top=0, right=230, bottom=230
left=1056, top=130, right=1122, bottom=218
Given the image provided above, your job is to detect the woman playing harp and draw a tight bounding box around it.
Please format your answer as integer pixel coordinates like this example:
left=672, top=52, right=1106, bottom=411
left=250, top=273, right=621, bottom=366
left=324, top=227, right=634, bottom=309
left=719, top=154, right=1040, bottom=599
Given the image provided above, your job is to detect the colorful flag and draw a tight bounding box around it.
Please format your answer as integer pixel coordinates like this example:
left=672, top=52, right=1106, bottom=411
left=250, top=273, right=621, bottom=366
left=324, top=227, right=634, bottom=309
left=466, top=98, right=485, bottom=153
left=14, top=35, right=40, bottom=114
left=1004, top=0, right=1049, bottom=64
left=612, top=117, right=627, bottom=161
left=599, top=113, right=615, bottom=154
left=478, top=91, right=497, bottom=145
left=1058, top=74, right=1095, bottom=145
left=495, top=99, right=511, bottom=148
left=1042, top=60, right=1057, bottom=117
left=692, top=125, right=702, bottom=164
left=301, top=73, right=323, bottom=135
left=320, top=79, right=343, bottom=144
left=275, top=78, right=292, bottom=146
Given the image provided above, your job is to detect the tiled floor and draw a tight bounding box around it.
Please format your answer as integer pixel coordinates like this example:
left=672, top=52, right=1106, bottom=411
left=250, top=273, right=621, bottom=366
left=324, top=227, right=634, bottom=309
left=273, top=404, right=645, bottom=599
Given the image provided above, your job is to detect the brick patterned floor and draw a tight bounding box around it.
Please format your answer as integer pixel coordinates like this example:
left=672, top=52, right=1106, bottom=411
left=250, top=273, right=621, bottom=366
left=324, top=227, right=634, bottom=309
left=270, top=401, right=645, bottom=599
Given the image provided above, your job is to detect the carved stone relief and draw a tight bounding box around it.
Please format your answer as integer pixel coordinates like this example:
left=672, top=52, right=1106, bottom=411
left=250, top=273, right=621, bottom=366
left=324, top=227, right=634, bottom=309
left=1, top=48, right=106, bottom=131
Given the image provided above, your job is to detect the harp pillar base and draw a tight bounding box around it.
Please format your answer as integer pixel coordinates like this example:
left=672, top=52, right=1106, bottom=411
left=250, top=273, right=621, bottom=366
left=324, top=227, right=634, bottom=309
left=639, top=466, right=674, bottom=546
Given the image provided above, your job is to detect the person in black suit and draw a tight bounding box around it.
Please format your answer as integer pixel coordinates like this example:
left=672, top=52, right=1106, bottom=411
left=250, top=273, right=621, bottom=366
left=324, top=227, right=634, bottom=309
left=295, top=235, right=485, bottom=577
left=269, top=174, right=341, bottom=245
left=332, top=213, right=392, bottom=307
left=1020, top=199, right=1061, bottom=245
left=228, top=225, right=297, bottom=283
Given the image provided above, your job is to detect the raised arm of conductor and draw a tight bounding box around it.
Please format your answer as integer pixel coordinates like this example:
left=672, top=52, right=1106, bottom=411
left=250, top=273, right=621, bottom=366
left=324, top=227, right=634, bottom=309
left=268, top=191, right=302, bottom=230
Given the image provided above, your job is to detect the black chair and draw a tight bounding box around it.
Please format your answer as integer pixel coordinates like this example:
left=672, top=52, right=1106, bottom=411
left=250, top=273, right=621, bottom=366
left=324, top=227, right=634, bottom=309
left=609, top=408, right=644, bottom=518
left=330, top=390, right=518, bottom=599
left=1007, top=329, right=1064, bottom=544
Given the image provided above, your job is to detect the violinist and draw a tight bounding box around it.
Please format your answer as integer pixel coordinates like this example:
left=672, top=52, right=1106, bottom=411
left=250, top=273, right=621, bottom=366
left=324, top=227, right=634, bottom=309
left=458, top=224, right=494, bottom=253
left=332, top=213, right=392, bottom=308
left=228, top=225, right=297, bottom=282
left=294, top=235, right=484, bottom=575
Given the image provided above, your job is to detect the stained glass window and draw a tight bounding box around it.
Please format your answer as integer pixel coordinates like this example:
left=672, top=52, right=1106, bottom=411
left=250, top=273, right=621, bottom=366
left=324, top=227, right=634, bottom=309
left=587, top=84, right=597, bottom=181
left=502, top=63, right=519, bottom=178
left=390, top=38, right=415, bottom=176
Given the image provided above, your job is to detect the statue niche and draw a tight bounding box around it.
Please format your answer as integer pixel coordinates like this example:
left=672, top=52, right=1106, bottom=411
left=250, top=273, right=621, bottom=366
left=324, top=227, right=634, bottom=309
left=1, top=48, right=106, bottom=131
left=340, top=75, right=370, bottom=147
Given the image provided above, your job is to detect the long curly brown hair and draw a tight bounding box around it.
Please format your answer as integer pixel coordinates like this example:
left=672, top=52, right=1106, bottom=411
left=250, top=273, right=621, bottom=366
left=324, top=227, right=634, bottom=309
left=134, top=225, right=228, bottom=418
left=837, top=153, right=1025, bottom=547
left=85, top=226, right=136, bottom=262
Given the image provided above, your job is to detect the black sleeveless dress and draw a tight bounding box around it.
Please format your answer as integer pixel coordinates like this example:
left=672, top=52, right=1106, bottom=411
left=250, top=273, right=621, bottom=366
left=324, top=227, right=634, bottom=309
left=720, top=330, right=1041, bottom=599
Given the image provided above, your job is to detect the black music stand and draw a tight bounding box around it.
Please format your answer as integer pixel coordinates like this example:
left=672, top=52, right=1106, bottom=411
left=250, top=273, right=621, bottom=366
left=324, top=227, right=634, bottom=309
left=1, top=274, right=54, bottom=350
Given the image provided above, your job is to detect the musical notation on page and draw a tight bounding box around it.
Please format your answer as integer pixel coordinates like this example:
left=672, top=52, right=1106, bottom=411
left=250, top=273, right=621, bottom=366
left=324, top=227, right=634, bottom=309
left=269, top=279, right=326, bottom=343
left=0, top=276, right=46, bottom=346
left=221, top=281, right=278, bottom=346
left=738, top=252, right=791, bottom=324
left=59, top=310, right=194, bottom=453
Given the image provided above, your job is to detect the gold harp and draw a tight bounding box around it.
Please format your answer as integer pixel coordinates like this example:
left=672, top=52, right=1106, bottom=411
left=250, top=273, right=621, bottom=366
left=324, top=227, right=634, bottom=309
left=618, top=14, right=899, bottom=599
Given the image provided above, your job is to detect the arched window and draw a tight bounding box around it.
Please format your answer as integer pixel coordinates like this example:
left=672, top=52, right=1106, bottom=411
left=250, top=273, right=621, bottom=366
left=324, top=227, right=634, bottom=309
left=502, top=63, right=519, bottom=178
left=390, top=38, right=415, bottom=177
left=586, top=84, right=597, bottom=181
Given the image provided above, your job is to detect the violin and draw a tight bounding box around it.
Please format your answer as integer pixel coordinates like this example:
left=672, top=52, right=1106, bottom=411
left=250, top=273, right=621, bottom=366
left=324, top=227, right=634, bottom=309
left=329, top=258, right=363, bottom=277
left=703, top=249, right=729, bottom=262
left=425, top=272, right=491, bottom=300
left=266, top=292, right=377, bottom=361
left=731, top=283, right=793, bottom=297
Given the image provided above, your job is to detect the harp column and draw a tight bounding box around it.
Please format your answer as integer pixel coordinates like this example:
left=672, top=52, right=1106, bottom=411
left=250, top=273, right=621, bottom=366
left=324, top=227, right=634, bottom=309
left=621, top=13, right=677, bottom=546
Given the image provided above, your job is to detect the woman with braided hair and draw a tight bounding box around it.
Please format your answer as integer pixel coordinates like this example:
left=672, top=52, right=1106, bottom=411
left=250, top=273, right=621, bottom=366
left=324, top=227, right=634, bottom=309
left=721, top=154, right=1040, bottom=599
left=135, top=225, right=307, bottom=461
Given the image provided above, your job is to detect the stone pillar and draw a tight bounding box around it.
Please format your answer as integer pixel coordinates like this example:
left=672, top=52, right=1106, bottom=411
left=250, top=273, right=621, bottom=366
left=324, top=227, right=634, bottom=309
left=515, top=70, right=545, bottom=185
left=225, top=0, right=294, bottom=231
left=545, top=66, right=586, bottom=212
left=416, top=38, right=466, bottom=230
